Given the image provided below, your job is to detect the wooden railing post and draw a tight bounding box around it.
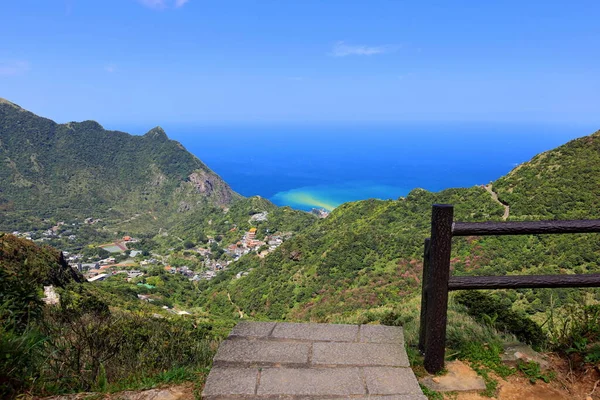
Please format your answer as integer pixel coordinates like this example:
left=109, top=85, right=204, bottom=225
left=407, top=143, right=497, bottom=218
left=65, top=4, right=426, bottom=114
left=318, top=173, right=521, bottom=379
left=418, top=237, right=430, bottom=353
left=424, top=204, right=454, bottom=374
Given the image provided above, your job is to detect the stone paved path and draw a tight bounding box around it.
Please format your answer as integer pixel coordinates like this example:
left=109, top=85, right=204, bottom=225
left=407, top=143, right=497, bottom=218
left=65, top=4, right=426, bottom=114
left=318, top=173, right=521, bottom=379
left=202, top=321, right=426, bottom=399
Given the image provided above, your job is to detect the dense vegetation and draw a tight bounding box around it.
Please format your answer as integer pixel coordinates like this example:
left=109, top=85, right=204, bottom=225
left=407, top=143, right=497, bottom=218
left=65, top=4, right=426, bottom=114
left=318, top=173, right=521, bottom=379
left=494, top=130, right=600, bottom=219
left=198, top=187, right=506, bottom=320
left=0, top=98, right=239, bottom=232
left=2, top=99, right=600, bottom=396
left=164, top=196, right=316, bottom=248
left=195, top=129, right=600, bottom=379
left=0, top=234, right=229, bottom=398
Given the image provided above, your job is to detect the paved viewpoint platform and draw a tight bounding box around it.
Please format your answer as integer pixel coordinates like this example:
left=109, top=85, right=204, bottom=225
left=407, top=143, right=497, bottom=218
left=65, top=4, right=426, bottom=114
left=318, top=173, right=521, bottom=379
left=203, top=321, right=425, bottom=400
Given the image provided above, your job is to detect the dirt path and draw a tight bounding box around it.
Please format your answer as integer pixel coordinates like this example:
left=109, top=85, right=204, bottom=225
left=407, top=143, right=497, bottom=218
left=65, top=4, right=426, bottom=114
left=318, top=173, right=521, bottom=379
left=485, top=184, right=510, bottom=221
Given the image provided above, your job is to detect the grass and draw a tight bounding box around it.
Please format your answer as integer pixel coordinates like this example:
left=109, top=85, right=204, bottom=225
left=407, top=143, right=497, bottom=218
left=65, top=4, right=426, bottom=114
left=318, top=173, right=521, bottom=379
left=419, top=383, right=444, bottom=400
left=98, top=366, right=211, bottom=394
left=516, top=360, right=555, bottom=384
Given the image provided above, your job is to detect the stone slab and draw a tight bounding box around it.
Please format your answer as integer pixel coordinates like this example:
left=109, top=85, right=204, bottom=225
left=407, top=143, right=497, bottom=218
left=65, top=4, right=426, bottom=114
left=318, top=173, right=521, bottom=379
left=202, top=367, right=257, bottom=396
left=230, top=321, right=277, bottom=338
left=360, top=325, right=405, bottom=344
left=312, top=342, right=409, bottom=367
left=419, top=360, right=486, bottom=392
left=364, top=367, right=423, bottom=395
left=257, top=367, right=365, bottom=396
left=502, top=344, right=550, bottom=370
left=214, top=339, right=309, bottom=365
left=271, top=322, right=358, bottom=342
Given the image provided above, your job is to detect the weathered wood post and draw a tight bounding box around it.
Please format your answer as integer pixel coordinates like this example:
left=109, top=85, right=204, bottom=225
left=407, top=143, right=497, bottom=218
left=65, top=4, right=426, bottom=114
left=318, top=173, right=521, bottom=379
left=418, top=237, right=430, bottom=353
left=424, top=204, right=454, bottom=373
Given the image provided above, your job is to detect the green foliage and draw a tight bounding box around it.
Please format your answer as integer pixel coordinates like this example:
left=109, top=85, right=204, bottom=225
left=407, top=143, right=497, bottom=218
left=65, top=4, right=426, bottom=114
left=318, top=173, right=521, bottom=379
left=455, top=291, right=545, bottom=348
left=516, top=360, right=554, bottom=383
left=494, top=130, right=600, bottom=220
left=420, top=383, right=444, bottom=400
left=103, top=366, right=208, bottom=394
left=199, top=187, right=504, bottom=320
left=457, top=341, right=515, bottom=396
left=549, top=302, right=600, bottom=369
left=168, top=196, right=316, bottom=248
left=39, top=299, right=217, bottom=394
left=0, top=324, right=46, bottom=398
left=0, top=101, right=239, bottom=233
left=0, top=234, right=225, bottom=398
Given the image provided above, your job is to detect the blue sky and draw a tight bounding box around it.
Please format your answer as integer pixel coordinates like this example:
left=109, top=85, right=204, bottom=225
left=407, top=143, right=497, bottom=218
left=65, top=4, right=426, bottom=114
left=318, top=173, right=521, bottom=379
left=1, top=0, right=599, bottom=127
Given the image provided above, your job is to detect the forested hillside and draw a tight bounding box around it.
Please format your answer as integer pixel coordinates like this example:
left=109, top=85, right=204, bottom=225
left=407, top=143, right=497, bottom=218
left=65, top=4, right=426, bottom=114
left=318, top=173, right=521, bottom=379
left=198, top=187, right=506, bottom=320
left=0, top=98, right=239, bottom=232
left=494, top=130, right=600, bottom=219
left=198, top=129, right=600, bottom=349
left=166, top=195, right=317, bottom=247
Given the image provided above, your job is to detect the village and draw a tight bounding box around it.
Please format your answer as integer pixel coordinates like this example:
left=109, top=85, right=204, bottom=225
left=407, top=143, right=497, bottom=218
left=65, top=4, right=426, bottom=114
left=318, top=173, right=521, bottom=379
left=11, top=219, right=291, bottom=284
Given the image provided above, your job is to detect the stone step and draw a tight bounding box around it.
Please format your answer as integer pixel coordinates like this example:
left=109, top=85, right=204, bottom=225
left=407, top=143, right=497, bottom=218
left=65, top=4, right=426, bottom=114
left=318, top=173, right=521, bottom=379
left=203, top=322, right=425, bottom=400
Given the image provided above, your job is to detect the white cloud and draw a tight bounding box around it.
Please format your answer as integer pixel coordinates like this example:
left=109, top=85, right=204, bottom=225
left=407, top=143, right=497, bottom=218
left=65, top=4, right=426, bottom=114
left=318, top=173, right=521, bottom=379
left=0, top=61, right=30, bottom=76
left=138, top=0, right=189, bottom=9
left=105, top=64, right=117, bottom=73
left=331, top=41, right=398, bottom=57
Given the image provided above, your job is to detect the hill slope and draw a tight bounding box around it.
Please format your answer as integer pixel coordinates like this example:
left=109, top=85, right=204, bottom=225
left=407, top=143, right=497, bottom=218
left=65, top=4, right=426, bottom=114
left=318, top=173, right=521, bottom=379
left=0, top=98, right=239, bottom=231
left=198, top=129, right=600, bottom=323
left=199, top=187, right=505, bottom=320
left=494, top=130, right=600, bottom=219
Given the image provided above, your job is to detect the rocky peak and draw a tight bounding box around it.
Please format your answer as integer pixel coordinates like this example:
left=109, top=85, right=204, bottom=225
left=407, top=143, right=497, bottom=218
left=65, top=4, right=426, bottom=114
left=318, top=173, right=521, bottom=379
left=144, top=126, right=169, bottom=141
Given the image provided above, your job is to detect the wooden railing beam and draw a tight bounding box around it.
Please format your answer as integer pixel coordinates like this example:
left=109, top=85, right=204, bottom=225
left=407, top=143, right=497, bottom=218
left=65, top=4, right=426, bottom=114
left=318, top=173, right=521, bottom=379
left=449, top=273, right=600, bottom=290
left=453, top=219, right=600, bottom=236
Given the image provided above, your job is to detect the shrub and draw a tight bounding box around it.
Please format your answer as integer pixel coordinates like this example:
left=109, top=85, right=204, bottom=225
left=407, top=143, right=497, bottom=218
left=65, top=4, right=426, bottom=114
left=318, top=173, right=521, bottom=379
left=37, top=290, right=217, bottom=394
left=455, top=291, right=545, bottom=348
left=549, top=303, right=600, bottom=369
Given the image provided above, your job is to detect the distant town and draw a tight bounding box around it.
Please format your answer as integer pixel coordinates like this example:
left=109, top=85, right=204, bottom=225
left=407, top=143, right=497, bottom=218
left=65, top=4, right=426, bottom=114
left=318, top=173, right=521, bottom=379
left=11, top=208, right=333, bottom=284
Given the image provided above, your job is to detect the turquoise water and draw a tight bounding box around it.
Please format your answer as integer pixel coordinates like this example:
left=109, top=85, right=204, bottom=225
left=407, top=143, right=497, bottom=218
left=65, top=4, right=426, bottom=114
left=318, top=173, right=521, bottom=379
left=125, top=122, right=595, bottom=211
left=271, top=182, right=411, bottom=211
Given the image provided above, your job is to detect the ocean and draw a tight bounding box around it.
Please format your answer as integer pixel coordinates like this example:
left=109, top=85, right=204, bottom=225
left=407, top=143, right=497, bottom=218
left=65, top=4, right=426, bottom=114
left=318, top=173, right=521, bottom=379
left=155, top=122, right=593, bottom=211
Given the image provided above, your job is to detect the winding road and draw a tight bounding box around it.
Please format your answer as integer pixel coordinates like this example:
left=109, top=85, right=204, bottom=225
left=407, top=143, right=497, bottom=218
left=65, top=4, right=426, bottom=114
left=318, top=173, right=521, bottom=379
left=485, top=184, right=510, bottom=221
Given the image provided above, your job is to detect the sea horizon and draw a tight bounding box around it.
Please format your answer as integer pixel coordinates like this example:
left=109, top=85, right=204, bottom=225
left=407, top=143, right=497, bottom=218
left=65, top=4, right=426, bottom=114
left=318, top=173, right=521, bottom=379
left=117, top=122, right=597, bottom=211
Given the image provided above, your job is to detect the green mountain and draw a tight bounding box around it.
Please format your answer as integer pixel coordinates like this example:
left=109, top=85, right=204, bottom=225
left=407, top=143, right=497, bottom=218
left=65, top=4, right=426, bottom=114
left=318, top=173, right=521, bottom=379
left=494, top=130, right=600, bottom=219
left=0, top=98, right=239, bottom=231
left=199, top=129, right=600, bottom=326
left=199, top=187, right=506, bottom=320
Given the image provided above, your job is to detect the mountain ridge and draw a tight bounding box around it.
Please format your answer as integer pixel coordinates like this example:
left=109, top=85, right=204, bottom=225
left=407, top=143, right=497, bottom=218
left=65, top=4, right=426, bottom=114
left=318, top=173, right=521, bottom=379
left=0, top=98, right=241, bottom=231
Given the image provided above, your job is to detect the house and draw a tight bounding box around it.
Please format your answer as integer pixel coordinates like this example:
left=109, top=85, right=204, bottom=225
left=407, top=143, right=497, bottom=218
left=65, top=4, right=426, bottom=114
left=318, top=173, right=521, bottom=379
left=88, top=273, right=108, bottom=282
left=127, top=270, right=143, bottom=279
left=81, top=262, right=100, bottom=270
